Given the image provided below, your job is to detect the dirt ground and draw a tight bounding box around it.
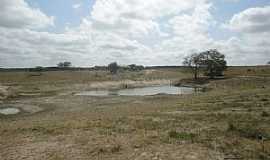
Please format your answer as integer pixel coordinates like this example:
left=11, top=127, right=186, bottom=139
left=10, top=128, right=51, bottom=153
left=0, top=67, right=270, bottom=160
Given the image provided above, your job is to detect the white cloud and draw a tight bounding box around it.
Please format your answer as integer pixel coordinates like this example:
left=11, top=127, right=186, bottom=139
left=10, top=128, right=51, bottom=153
left=72, top=3, right=81, bottom=9
left=91, top=0, right=198, bottom=22
left=0, top=0, right=269, bottom=67
left=212, top=36, right=270, bottom=66
left=217, top=5, right=270, bottom=65
left=226, top=5, right=270, bottom=34
left=223, top=0, right=240, bottom=3
left=0, top=0, right=54, bottom=29
left=153, top=2, right=214, bottom=62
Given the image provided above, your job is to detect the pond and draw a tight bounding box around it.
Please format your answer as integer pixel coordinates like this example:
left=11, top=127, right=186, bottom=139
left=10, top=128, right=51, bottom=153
left=76, top=85, right=196, bottom=96
left=0, top=108, right=20, bottom=115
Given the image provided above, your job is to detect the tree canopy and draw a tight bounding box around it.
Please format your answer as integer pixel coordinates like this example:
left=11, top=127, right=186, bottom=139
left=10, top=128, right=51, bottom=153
left=108, top=62, right=118, bottom=74
left=183, top=53, right=202, bottom=80
left=183, top=49, right=227, bottom=79
left=57, top=61, right=72, bottom=68
left=128, top=64, right=144, bottom=71
left=199, top=49, right=227, bottom=78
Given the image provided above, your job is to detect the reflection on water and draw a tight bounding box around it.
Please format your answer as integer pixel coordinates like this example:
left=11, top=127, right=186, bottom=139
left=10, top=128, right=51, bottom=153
left=76, top=85, right=196, bottom=96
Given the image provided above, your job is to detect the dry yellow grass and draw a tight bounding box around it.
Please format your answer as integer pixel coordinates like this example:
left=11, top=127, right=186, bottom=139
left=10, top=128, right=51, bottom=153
left=0, top=66, right=270, bottom=160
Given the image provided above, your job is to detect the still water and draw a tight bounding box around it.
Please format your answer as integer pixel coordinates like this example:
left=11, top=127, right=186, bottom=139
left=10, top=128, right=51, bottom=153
left=76, top=85, right=195, bottom=96
left=0, top=108, right=20, bottom=115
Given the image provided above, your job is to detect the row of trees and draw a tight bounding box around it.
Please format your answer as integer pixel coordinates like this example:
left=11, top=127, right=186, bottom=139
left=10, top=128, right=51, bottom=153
left=55, top=61, right=143, bottom=74
left=108, top=62, right=144, bottom=74
left=57, top=61, right=72, bottom=68
left=55, top=49, right=227, bottom=80
left=183, top=49, right=227, bottom=79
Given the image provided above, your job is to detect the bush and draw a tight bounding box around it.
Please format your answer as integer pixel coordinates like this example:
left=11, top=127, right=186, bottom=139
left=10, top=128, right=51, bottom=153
left=227, top=122, right=237, bottom=131
left=128, top=64, right=144, bottom=71
left=227, top=122, right=269, bottom=140
left=168, top=130, right=196, bottom=141
left=261, top=111, right=269, bottom=117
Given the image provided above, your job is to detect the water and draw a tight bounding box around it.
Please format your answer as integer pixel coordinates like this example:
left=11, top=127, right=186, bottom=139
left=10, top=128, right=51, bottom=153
left=0, top=108, right=20, bottom=115
left=76, top=85, right=195, bottom=96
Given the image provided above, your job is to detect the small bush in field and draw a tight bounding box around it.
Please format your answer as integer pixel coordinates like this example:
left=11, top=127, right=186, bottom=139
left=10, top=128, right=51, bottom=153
left=261, top=111, right=269, bottom=117
left=227, top=122, right=269, bottom=140
left=168, top=130, right=196, bottom=140
left=227, top=122, right=237, bottom=131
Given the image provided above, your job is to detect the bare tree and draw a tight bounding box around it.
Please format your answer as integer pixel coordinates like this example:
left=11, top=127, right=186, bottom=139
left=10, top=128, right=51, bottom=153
left=183, top=53, right=202, bottom=80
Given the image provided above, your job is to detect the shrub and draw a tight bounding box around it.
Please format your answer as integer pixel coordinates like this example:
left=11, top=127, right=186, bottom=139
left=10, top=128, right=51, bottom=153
left=261, top=111, right=269, bottom=117
left=168, top=130, right=196, bottom=141
left=227, top=122, right=269, bottom=140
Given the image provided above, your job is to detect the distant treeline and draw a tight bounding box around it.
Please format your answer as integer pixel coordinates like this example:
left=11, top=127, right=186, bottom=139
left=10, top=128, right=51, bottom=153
left=0, top=65, right=184, bottom=72
left=0, top=65, right=268, bottom=72
left=0, top=67, right=90, bottom=72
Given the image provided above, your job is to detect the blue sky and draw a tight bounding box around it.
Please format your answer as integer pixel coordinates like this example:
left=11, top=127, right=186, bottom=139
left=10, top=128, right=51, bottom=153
left=0, top=0, right=270, bottom=67
left=26, top=0, right=95, bottom=32
left=24, top=0, right=269, bottom=37
left=210, top=0, right=270, bottom=39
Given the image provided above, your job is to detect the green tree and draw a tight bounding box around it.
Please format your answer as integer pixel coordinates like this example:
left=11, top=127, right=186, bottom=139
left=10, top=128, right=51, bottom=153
left=128, top=64, right=144, bottom=71
left=57, top=61, right=72, bottom=68
left=34, top=66, right=43, bottom=72
left=108, top=62, right=118, bottom=74
left=199, top=49, right=227, bottom=78
left=183, top=49, right=227, bottom=80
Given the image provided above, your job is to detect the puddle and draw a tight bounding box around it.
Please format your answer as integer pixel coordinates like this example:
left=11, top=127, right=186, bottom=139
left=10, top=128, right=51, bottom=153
left=0, top=104, right=43, bottom=115
left=0, top=108, right=20, bottom=115
left=76, top=85, right=197, bottom=96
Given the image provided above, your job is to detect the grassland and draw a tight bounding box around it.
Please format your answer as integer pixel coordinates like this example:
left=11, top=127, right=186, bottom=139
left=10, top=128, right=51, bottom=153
left=0, top=66, right=270, bottom=160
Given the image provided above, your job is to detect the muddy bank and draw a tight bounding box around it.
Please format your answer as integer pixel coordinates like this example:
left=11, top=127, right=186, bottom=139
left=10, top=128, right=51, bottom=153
left=173, top=78, right=211, bottom=93
left=71, top=79, right=174, bottom=91
left=2, top=80, right=176, bottom=100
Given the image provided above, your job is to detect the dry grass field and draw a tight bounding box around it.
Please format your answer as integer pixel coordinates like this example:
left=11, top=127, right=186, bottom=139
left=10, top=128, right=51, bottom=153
left=0, top=66, right=270, bottom=160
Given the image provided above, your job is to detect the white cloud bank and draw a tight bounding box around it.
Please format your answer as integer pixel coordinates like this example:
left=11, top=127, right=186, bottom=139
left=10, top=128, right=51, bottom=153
left=0, top=0, right=269, bottom=67
left=72, top=3, right=82, bottom=9
left=0, top=0, right=54, bottom=29
left=228, top=6, right=270, bottom=33
left=221, top=5, right=270, bottom=65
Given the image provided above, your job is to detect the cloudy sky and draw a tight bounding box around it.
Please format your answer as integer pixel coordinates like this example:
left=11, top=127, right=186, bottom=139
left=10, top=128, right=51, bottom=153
left=0, top=0, right=269, bottom=68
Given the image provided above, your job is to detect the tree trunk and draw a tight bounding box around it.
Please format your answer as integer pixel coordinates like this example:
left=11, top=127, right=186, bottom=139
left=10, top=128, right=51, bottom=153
left=194, top=65, right=198, bottom=80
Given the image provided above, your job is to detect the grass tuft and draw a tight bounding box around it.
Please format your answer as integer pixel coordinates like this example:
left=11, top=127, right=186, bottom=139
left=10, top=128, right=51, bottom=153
left=168, top=130, right=196, bottom=141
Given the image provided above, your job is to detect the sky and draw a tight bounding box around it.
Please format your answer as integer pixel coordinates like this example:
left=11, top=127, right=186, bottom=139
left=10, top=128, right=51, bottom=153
left=0, top=0, right=270, bottom=68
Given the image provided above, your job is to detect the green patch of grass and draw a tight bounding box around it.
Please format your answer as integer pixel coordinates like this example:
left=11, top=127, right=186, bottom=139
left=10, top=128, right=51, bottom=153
left=168, top=130, right=196, bottom=141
